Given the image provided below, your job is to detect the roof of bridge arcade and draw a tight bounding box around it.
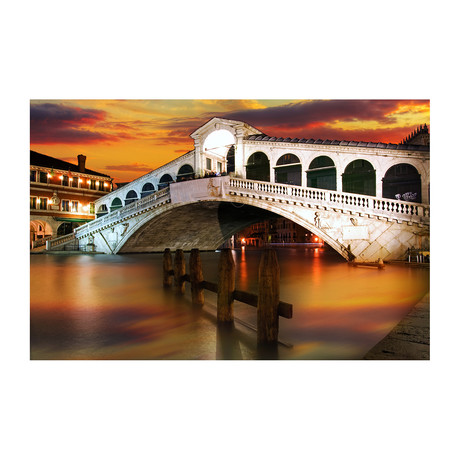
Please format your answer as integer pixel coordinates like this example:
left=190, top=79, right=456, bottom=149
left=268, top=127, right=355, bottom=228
left=244, top=134, right=430, bottom=151
left=30, top=150, right=111, bottom=178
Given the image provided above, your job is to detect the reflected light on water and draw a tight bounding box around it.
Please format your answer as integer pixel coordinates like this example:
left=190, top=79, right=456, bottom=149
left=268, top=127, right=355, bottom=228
left=30, top=249, right=429, bottom=360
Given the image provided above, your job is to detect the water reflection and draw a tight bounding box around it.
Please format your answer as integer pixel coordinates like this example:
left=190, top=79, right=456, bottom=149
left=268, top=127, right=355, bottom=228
left=30, top=249, right=429, bottom=360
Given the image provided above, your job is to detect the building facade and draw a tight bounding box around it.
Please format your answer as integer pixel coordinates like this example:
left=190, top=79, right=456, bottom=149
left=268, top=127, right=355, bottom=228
left=30, top=151, right=113, bottom=248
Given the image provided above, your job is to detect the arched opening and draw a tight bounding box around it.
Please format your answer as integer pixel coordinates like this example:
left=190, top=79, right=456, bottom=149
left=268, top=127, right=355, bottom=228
left=226, top=145, right=235, bottom=174
left=159, top=174, right=173, bottom=189
left=307, top=156, right=337, bottom=190
left=110, top=197, right=123, bottom=212
left=203, top=129, right=235, bottom=157
left=140, top=182, right=155, bottom=198
left=343, top=159, right=376, bottom=196
left=177, top=164, right=194, bottom=181
left=96, top=204, right=108, bottom=218
left=125, top=190, right=138, bottom=206
left=57, top=221, right=79, bottom=236
left=275, top=154, right=301, bottom=186
left=246, top=151, right=270, bottom=182
left=382, top=163, right=421, bottom=202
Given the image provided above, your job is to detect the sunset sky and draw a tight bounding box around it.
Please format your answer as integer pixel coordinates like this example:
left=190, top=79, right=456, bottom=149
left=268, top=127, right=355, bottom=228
left=30, top=99, right=430, bottom=184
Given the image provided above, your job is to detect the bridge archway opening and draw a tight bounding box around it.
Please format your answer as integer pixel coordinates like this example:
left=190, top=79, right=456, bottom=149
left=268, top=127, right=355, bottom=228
left=110, top=197, right=123, bottom=212
left=343, top=159, right=376, bottom=196
left=246, top=151, right=270, bottom=182
left=141, top=182, right=155, bottom=198
left=382, top=163, right=421, bottom=202
left=307, top=156, right=337, bottom=190
left=177, top=164, right=194, bottom=181
left=96, top=204, right=108, bottom=218
left=57, top=221, right=79, bottom=236
left=125, top=190, right=138, bottom=206
left=159, top=174, right=174, bottom=189
left=275, top=154, right=302, bottom=186
left=226, top=145, right=235, bottom=173
left=203, top=129, right=235, bottom=158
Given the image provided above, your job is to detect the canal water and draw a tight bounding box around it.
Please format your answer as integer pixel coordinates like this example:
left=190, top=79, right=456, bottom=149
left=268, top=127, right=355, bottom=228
left=30, top=248, right=429, bottom=360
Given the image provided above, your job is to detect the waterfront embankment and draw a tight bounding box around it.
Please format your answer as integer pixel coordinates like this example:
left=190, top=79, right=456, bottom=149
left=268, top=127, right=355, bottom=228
left=363, top=293, right=430, bottom=360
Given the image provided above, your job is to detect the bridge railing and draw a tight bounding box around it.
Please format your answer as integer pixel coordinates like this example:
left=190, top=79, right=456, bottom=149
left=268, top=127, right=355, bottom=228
left=75, top=187, right=171, bottom=238
left=228, top=178, right=430, bottom=223
left=45, top=233, right=77, bottom=250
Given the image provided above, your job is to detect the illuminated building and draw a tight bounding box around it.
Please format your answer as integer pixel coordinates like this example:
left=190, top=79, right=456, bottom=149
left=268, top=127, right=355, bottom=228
left=30, top=150, right=113, bottom=248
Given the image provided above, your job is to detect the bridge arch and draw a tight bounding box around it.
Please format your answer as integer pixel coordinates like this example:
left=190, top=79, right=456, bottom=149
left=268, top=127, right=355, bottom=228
left=307, top=155, right=337, bottom=190
left=140, top=182, right=155, bottom=198
left=343, top=159, right=376, bottom=196
left=382, top=163, right=421, bottom=202
left=113, top=197, right=349, bottom=260
left=275, top=153, right=302, bottom=186
left=96, top=203, right=108, bottom=218
left=203, top=129, right=235, bottom=157
left=125, top=190, right=138, bottom=205
left=246, top=151, right=270, bottom=182
left=159, top=174, right=174, bottom=189
left=177, top=164, right=194, bottom=181
left=110, top=197, right=123, bottom=212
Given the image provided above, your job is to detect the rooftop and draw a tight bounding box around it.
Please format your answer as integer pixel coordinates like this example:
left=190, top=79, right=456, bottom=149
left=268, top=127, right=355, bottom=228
left=244, top=134, right=430, bottom=152
left=30, top=150, right=111, bottom=178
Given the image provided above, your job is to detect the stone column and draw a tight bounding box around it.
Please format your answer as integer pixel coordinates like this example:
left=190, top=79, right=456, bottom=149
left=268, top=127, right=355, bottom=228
left=234, top=129, right=245, bottom=178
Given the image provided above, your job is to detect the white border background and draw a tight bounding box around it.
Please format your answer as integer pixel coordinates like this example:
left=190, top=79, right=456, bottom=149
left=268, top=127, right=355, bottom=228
left=2, top=1, right=458, bottom=459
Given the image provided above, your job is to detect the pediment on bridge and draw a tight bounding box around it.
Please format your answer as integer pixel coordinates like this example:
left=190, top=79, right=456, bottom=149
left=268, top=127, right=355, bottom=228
left=189, top=117, right=263, bottom=141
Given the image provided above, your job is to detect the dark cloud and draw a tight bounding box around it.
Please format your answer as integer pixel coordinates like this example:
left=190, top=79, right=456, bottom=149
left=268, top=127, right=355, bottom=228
left=222, top=99, right=428, bottom=129
left=30, top=103, right=116, bottom=144
left=156, top=100, right=429, bottom=144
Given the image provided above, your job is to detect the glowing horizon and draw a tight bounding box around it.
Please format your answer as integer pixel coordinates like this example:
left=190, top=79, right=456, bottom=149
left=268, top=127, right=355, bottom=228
left=30, top=99, right=430, bottom=184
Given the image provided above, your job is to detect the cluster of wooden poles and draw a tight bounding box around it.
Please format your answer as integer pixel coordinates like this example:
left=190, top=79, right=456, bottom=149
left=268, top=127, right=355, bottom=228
left=162, top=248, right=293, bottom=346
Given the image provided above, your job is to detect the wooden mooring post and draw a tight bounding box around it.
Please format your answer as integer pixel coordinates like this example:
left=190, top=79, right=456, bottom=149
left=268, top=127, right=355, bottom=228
left=163, top=248, right=173, bottom=287
left=162, top=247, right=292, bottom=345
left=217, top=248, right=235, bottom=323
left=190, top=248, right=204, bottom=306
left=174, top=249, right=186, bottom=295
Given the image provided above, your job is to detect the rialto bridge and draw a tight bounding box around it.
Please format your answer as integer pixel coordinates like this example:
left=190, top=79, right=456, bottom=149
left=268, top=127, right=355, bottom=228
left=68, top=117, right=429, bottom=261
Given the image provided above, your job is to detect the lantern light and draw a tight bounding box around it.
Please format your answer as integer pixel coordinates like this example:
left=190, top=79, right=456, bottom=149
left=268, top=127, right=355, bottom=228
left=59, top=175, right=63, bottom=180
left=78, top=178, right=83, bottom=183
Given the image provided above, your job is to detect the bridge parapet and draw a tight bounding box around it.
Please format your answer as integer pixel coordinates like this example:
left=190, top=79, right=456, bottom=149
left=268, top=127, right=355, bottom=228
left=228, top=178, right=429, bottom=225
left=75, top=187, right=171, bottom=239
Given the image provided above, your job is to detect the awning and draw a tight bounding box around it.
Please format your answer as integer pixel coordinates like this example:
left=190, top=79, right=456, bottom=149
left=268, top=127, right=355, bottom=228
left=54, top=217, right=93, bottom=223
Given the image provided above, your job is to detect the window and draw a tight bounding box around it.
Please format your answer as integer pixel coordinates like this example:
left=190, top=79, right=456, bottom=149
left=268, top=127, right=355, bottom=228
left=89, top=202, right=95, bottom=214
left=62, top=200, right=70, bottom=212
left=89, top=179, right=96, bottom=190
left=39, top=171, right=48, bottom=183
left=39, top=198, right=48, bottom=210
left=70, top=177, right=78, bottom=187
left=206, top=158, right=212, bottom=170
left=30, top=197, right=37, bottom=209
left=71, top=201, right=79, bottom=212
left=217, top=162, right=222, bottom=173
left=98, top=181, right=104, bottom=191
left=30, top=170, right=37, bottom=182
left=62, top=175, right=69, bottom=186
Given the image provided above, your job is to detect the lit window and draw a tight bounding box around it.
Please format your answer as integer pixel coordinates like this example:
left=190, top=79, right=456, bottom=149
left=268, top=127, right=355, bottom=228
left=89, top=202, right=95, bottom=214
left=39, top=171, right=48, bottom=183
left=30, top=197, right=37, bottom=209
left=71, top=201, right=79, bottom=212
left=39, top=198, right=48, bottom=210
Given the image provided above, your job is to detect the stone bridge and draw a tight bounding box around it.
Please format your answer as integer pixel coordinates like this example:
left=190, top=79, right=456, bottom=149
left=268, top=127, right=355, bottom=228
left=74, top=176, right=430, bottom=262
